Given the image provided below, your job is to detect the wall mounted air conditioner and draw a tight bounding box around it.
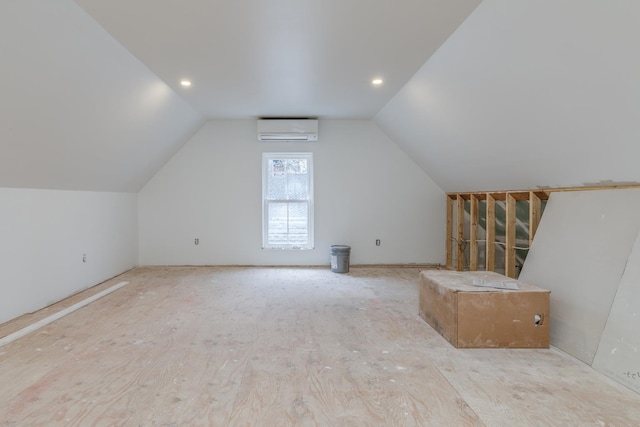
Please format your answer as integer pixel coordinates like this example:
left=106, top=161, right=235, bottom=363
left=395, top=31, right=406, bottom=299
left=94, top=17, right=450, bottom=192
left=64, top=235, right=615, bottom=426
left=257, top=119, right=318, bottom=142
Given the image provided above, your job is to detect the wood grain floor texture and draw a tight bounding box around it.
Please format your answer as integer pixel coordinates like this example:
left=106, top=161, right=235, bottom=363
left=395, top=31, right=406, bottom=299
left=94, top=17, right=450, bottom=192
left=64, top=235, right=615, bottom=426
left=1, top=267, right=639, bottom=426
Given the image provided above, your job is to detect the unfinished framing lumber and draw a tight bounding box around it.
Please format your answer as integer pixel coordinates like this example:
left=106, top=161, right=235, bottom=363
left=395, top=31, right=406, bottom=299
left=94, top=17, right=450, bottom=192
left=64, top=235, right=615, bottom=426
left=446, top=195, right=454, bottom=270
left=529, top=192, right=542, bottom=247
left=469, top=195, right=479, bottom=271
left=486, top=194, right=496, bottom=272
left=505, top=194, right=517, bottom=278
left=0, top=281, right=129, bottom=348
left=456, top=195, right=465, bottom=271
left=444, top=185, right=640, bottom=275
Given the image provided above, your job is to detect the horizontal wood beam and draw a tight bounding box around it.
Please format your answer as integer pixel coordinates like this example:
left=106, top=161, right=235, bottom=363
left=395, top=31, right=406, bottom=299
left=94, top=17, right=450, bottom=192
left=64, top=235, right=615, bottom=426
left=507, top=191, right=530, bottom=201
left=446, top=184, right=640, bottom=202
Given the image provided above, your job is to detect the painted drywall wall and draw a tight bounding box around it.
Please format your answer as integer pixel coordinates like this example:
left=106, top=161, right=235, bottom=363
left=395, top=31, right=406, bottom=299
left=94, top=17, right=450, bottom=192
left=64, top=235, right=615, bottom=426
left=593, top=228, right=640, bottom=394
left=0, top=0, right=203, bottom=192
left=138, top=120, right=444, bottom=266
left=0, top=188, right=138, bottom=324
left=519, top=189, right=640, bottom=365
left=375, top=0, right=640, bottom=192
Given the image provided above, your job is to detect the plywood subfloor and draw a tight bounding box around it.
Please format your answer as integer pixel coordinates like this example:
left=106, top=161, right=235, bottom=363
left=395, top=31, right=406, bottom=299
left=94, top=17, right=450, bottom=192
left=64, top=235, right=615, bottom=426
left=1, top=267, right=639, bottom=426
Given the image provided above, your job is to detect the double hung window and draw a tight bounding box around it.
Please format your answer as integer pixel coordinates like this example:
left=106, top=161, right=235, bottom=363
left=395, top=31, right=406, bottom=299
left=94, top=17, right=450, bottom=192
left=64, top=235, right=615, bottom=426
left=262, top=153, right=314, bottom=250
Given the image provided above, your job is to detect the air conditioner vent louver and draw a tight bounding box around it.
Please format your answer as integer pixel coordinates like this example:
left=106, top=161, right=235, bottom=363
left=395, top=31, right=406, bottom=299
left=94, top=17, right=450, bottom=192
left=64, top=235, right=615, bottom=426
left=257, top=119, right=318, bottom=142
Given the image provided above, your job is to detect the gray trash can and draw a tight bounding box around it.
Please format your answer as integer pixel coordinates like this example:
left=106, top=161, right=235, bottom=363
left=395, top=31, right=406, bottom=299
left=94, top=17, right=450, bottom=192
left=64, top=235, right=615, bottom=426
left=330, top=245, right=351, bottom=273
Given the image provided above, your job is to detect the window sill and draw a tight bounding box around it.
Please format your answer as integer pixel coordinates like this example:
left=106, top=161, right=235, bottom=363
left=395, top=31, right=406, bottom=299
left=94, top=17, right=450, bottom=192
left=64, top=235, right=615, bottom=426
left=263, top=246, right=314, bottom=250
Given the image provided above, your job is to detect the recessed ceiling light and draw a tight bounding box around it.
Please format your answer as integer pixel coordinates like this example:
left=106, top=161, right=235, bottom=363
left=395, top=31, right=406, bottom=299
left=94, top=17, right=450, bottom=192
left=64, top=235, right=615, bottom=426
left=372, top=78, right=383, bottom=85
left=180, top=80, right=192, bottom=87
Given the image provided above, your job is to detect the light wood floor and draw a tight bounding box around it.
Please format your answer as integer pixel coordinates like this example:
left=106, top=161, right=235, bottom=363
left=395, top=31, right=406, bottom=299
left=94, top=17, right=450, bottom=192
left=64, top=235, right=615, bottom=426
left=1, top=267, right=639, bottom=426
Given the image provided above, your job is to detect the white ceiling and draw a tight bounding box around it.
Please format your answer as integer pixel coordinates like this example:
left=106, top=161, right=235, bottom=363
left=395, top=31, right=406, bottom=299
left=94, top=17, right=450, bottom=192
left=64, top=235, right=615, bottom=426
left=0, top=1, right=203, bottom=192
left=73, top=0, right=481, bottom=119
left=6, top=0, right=636, bottom=195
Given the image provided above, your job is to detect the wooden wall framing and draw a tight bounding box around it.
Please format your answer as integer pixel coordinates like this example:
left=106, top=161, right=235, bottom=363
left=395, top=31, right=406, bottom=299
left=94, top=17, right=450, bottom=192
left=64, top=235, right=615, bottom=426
left=445, top=185, right=640, bottom=278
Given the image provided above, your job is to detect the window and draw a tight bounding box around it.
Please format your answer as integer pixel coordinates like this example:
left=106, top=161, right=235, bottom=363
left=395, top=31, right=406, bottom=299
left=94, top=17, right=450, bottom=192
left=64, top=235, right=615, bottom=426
left=262, top=153, right=314, bottom=249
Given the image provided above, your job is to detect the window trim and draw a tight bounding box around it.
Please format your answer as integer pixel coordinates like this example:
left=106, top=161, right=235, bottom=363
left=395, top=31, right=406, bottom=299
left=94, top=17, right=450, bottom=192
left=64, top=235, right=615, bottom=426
left=262, top=152, right=314, bottom=250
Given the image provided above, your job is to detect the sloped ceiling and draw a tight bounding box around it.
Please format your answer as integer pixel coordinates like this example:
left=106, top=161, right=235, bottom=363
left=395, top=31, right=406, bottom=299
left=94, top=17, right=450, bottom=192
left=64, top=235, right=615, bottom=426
left=376, top=0, right=640, bottom=193
left=73, top=0, right=481, bottom=119
left=8, top=0, right=637, bottom=195
left=0, top=1, right=203, bottom=192
left=0, top=0, right=483, bottom=192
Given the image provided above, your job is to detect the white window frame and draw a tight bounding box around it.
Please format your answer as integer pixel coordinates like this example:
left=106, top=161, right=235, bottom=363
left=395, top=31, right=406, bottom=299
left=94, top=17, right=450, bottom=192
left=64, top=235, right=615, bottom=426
left=262, top=152, right=314, bottom=250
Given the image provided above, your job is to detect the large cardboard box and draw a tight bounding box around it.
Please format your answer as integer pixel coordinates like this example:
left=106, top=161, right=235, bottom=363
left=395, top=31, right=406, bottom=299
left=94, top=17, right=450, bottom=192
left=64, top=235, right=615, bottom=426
left=419, top=270, right=550, bottom=348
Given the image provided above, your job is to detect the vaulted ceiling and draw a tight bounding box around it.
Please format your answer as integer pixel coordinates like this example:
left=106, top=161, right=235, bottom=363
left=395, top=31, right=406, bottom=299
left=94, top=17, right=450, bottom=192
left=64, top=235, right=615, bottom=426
left=0, top=1, right=203, bottom=192
left=0, top=0, right=480, bottom=192
left=376, top=0, right=640, bottom=192
left=73, top=0, right=481, bottom=119
left=2, top=0, right=639, bottom=194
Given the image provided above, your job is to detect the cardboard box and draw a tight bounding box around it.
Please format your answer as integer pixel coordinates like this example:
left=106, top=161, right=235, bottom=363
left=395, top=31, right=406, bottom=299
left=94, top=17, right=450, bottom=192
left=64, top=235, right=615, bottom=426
left=419, top=270, right=550, bottom=348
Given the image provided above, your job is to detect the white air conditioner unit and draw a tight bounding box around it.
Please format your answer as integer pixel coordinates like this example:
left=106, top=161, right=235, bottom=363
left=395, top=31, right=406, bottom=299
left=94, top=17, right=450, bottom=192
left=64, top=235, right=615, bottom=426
left=257, top=119, right=318, bottom=142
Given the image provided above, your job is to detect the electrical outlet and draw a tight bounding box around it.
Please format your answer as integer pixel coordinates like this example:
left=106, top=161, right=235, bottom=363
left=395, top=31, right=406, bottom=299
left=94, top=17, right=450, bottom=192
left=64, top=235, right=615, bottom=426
left=375, top=239, right=381, bottom=246
left=195, top=238, right=199, bottom=245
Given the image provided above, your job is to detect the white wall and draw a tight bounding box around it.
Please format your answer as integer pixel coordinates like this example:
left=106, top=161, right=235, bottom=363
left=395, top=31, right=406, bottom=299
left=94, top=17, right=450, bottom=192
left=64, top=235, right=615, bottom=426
left=593, top=225, right=640, bottom=394
left=376, top=0, right=640, bottom=192
left=139, top=120, right=444, bottom=266
left=519, top=189, right=640, bottom=364
left=0, top=188, right=138, bottom=324
left=519, top=188, right=640, bottom=393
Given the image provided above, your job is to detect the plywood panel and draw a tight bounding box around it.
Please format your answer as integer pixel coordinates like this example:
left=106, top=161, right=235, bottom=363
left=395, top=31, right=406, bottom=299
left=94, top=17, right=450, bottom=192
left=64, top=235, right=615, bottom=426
left=437, top=348, right=640, bottom=426
left=419, top=273, right=458, bottom=347
left=592, top=229, right=640, bottom=394
left=1, top=266, right=639, bottom=425
left=419, top=271, right=549, bottom=348
left=457, top=291, right=549, bottom=348
left=519, top=189, right=640, bottom=364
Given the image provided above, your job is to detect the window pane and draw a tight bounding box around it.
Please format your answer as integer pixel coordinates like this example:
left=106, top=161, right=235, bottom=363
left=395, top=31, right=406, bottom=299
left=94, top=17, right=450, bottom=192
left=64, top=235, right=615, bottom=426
left=267, top=160, right=287, bottom=199
left=287, top=172, right=308, bottom=200
left=267, top=203, right=288, bottom=245
left=287, top=202, right=308, bottom=244
left=267, top=202, right=308, bottom=246
left=263, top=152, right=313, bottom=250
left=267, top=159, right=309, bottom=200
